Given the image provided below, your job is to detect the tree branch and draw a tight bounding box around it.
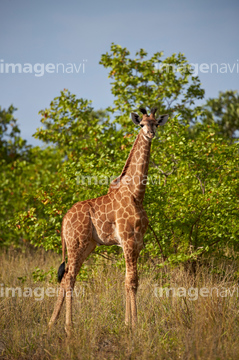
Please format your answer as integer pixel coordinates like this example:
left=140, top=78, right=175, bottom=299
left=196, top=174, right=205, bottom=195
left=148, top=223, right=167, bottom=261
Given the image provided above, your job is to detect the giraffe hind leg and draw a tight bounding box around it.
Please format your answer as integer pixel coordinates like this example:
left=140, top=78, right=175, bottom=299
left=48, top=286, right=66, bottom=330
left=64, top=240, right=96, bottom=336
left=48, top=260, right=69, bottom=330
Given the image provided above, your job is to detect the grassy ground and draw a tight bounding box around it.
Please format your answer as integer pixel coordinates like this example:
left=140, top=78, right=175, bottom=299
left=1, top=248, right=239, bottom=359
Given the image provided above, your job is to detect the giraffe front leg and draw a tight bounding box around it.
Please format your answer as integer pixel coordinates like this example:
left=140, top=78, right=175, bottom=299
left=123, top=242, right=139, bottom=329
left=128, top=274, right=138, bottom=328
left=125, top=273, right=131, bottom=326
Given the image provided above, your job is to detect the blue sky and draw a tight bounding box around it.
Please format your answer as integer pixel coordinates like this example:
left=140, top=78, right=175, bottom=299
left=1, top=0, right=239, bottom=145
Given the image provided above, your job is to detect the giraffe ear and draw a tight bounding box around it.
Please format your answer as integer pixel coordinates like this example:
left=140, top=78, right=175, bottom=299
left=131, top=113, right=141, bottom=125
left=156, top=114, right=168, bottom=127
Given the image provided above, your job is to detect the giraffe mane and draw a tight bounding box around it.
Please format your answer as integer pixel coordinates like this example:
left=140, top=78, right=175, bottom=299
left=120, top=133, right=141, bottom=179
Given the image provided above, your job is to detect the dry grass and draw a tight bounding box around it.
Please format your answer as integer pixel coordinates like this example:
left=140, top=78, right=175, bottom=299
left=1, top=248, right=239, bottom=359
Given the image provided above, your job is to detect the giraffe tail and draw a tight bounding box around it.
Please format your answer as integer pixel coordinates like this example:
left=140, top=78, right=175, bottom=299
left=57, top=262, right=65, bottom=283
left=57, top=230, right=66, bottom=283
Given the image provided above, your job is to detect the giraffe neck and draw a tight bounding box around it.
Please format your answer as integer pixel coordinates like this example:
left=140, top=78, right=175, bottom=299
left=119, top=129, right=151, bottom=203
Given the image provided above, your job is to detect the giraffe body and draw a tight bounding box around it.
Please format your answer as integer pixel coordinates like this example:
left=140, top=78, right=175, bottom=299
left=48, top=108, right=168, bottom=335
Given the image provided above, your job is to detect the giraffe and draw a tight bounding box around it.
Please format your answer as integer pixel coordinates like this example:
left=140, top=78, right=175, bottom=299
left=48, top=107, right=168, bottom=336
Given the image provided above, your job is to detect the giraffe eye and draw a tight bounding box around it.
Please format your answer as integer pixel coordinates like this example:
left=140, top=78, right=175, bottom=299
left=140, top=124, right=144, bottom=128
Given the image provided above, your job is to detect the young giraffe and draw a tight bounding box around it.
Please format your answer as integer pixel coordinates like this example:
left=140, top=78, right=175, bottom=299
left=48, top=107, right=168, bottom=336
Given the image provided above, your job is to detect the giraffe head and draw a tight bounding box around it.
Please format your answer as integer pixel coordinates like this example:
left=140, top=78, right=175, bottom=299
left=131, top=107, right=168, bottom=140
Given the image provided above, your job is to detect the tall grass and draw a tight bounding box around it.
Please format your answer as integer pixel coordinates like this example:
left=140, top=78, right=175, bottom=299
left=1, top=248, right=239, bottom=359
